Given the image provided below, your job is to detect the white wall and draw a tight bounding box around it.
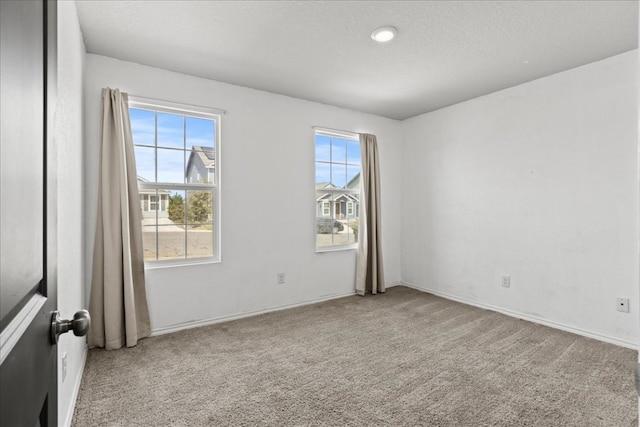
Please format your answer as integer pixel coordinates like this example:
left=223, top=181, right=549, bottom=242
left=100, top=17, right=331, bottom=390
left=56, top=1, right=86, bottom=426
left=402, top=50, right=639, bottom=348
left=84, top=54, right=403, bottom=332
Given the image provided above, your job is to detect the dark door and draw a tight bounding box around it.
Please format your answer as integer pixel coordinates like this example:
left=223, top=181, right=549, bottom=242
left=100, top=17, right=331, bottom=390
left=0, top=1, right=58, bottom=425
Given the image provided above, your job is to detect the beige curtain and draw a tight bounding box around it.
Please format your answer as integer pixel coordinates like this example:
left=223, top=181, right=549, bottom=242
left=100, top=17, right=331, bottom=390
left=356, top=133, right=385, bottom=296
left=88, top=88, right=151, bottom=349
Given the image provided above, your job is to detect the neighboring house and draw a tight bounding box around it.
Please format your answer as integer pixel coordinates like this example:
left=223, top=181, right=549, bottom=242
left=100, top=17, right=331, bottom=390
left=139, top=177, right=170, bottom=219
left=316, top=173, right=360, bottom=220
left=186, top=145, right=215, bottom=184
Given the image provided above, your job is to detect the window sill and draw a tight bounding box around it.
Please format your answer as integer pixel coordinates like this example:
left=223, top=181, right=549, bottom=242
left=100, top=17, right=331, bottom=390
left=144, top=257, right=220, bottom=269
left=315, top=245, right=357, bottom=254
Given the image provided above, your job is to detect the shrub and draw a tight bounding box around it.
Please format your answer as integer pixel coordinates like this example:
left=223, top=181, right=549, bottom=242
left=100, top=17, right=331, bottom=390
left=168, top=194, right=185, bottom=223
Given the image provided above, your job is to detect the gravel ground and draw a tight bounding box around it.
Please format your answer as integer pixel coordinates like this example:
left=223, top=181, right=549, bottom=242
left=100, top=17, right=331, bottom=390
left=142, top=222, right=357, bottom=260
left=143, top=229, right=213, bottom=260
left=316, top=227, right=357, bottom=248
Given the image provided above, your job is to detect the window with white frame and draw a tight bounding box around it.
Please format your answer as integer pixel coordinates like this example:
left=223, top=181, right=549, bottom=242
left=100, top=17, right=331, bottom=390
left=322, top=201, right=330, bottom=216
left=129, top=97, right=221, bottom=263
left=315, top=129, right=361, bottom=250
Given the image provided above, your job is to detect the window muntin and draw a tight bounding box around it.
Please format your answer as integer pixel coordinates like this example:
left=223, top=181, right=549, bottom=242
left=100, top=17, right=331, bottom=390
left=315, top=130, right=361, bottom=251
left=129, top=98, right=220, bottom=263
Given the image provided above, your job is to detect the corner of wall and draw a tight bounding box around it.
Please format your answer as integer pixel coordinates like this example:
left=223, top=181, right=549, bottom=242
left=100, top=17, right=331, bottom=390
left=57, top=0, right=89, bottom=425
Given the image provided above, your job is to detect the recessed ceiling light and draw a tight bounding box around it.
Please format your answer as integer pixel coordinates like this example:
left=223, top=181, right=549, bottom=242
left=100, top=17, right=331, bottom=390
left=371, top=26, right=397, bottom=43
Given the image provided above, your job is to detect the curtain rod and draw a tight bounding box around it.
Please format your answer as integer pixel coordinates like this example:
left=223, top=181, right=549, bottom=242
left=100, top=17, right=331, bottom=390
left=128, top=94, right=227, bottom=115
left=312, top=126, right=361, bottom=138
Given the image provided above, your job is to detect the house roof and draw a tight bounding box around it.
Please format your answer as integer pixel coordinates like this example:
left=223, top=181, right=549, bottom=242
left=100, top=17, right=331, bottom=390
left=138, top=176, right=171, bottom=195
left=346, top=173, right=360, bottom=189
left=317, top=193, right=359, bottom=203
left=316, top=181, right=359, bottom=203
left=316, top=182, right=338, bottom=190
left=192, top=146, right=215, bottom=167
left=186, top=146, right=215, bottom=179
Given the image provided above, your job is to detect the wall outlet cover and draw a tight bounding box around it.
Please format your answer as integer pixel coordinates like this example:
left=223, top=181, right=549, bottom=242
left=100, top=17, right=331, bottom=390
left=617, top=298, right=630, bottom=313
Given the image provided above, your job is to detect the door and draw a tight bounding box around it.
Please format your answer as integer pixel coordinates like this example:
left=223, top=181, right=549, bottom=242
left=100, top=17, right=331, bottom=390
left=0, top=1, right=58, bottom=425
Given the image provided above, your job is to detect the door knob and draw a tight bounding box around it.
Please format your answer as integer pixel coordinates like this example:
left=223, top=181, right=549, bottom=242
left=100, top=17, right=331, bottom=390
left=51, top=310, right=91, bottom=344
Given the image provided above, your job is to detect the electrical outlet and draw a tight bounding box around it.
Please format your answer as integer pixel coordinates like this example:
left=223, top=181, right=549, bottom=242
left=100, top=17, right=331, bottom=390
left=617, top=298, right=629, bottom=313
left=277, top=272, right=285, bottom=285
left=501, top=275, right=511, bottom=288
left=62, top=352, right=68, bottom=383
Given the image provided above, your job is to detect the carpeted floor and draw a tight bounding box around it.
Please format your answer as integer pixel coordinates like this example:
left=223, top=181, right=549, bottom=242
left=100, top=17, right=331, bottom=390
left=72, top=286, right=638, bottom=426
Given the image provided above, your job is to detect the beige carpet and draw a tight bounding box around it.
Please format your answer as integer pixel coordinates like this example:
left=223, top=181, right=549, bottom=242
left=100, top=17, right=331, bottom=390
left=72, top=286, right=638, bottom=426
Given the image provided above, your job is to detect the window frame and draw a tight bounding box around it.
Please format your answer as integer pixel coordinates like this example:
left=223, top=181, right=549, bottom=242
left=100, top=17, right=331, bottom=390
left=314, top=128, right=361, bottom=253
left=322, top=201, right=330, bottom=216
left=347, top=201, right=354, bottom=216
left=128, top=96, right=222, bottom=266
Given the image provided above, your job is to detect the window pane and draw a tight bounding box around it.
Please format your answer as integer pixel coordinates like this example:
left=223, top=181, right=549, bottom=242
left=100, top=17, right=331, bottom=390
left=186, top=190, right=213, bottom=225
left=130, top=108, right=156, bottom=147
left=331, top=163, right=346, bottom=188
left=347, top=140, right=361, bottom=165
left=316, top=192, right=333, bottom=248
left=166, top=190, right=186, bottom=226
left=346, top=165, right=360, bottom=188
left=134, top=146, right=155, bottom=182
left=186, top=117, right=215, bottom=150
left=157, top=148, right=185, bottom=183
left=186, top=189, right=213, bottom=259
left=157, top=112, right=184, bottom=149
left=186, top=228, right=213, bottom=258
left=331, top=138, right=347, bottom=163
left=157, top=225, right=186, bottom=260
left=315, top=190, right=359, bottom=248
left=315, top=162, right=331, bottom=186
left=187, top=146, right=215, bottom=184
left=142, top=225, right=157, bottom=261
left=315, top=135, right=331, bottom=162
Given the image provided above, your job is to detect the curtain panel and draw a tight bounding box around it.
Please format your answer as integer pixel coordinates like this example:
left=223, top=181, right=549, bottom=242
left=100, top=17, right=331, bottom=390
left=356, top=133, right=385, bottom=296
left=88, top=88, right=151, bottom=349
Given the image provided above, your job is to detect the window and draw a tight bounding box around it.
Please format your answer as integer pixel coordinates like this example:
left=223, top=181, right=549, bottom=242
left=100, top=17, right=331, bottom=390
left=149, top=195, right=158, bottom=211
left=315, top=129, right=360, bottom=250
left=129, top=97, right=221, bottom=263
left=322, top=201, right=330, bottom=216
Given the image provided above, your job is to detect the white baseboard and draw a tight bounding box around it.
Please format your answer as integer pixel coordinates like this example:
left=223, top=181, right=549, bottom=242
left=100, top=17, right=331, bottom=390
left=401, top=281, right=638, bottom=351
left=385, top=281, right=403, bottom=288
left=61, top=344, right=88, bottom=427
left=150, top=290, right=357, bottom=337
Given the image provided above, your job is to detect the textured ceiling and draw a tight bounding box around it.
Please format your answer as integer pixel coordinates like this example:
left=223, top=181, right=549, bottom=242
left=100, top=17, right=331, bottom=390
left=75, top=1, right=638, bottom=120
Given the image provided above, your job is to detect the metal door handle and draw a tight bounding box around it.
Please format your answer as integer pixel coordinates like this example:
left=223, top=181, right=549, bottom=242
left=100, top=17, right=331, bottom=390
left=51, top=310, right=91, bottom=344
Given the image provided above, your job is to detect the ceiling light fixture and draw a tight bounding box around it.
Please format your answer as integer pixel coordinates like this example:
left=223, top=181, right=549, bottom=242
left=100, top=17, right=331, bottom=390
left=371, top=26, right=397, bottom=43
